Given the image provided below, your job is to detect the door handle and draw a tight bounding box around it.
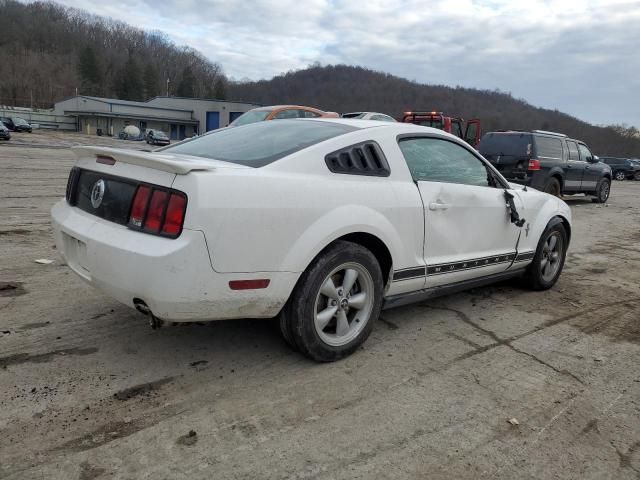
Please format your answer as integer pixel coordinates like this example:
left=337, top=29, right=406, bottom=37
left=429, top=202, right=451, bottom=211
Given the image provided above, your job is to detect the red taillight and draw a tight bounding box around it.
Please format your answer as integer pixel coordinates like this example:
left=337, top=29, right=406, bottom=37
left=128, top=185, right=187, bottom=237
left=528, top=159, right=541, bottom=171
left=129, top=186, right=151, bottom=227
left=144, top=190, right=168, bottom=232
left=162, top=193, right=187, bottom=235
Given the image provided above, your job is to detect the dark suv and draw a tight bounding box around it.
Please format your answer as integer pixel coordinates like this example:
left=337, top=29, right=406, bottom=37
left=600, top=157, right=640, bottom=181
left=479, top=130, right=612, bottom=203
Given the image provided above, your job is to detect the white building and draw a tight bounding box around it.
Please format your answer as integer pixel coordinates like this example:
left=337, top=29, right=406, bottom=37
left=53, top=96, right=259, bottom=139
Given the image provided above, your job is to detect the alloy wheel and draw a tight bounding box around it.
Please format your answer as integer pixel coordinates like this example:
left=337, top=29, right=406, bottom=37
left=540, top=232, right=563, bottom=283
left=313, top=262, right=375, bottom=347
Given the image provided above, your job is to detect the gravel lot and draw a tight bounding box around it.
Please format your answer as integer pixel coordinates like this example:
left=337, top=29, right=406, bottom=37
left=1, top=131, right=639, bottom=480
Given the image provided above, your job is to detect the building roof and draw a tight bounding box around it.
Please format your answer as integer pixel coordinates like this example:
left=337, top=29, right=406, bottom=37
left=149, top=96, right=260, bottom=106
left=62, top=110, right=199, bottom=124
left=72, top=96, right=193, bottom=113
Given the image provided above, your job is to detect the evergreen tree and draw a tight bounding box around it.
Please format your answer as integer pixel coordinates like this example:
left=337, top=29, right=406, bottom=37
left=176, top=66, right=195, bottom=97
left=78, top=46, right=102, bottom=95
left=143, top=63, right=160, bottom=99
left=115, top=56, right=144, bottom=101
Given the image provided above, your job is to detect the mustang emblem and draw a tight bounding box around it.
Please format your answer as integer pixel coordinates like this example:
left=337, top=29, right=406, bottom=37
left=90, top=179, right=106, bottom=209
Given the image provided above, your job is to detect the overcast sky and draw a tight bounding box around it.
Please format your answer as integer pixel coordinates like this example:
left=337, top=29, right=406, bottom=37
left=54, top=0, right=640, bottom=127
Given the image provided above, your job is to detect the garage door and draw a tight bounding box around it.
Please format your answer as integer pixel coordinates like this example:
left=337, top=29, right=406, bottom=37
left=206, top=112, right=220, bottom=132
left=229, top=112, right=244, bottom=124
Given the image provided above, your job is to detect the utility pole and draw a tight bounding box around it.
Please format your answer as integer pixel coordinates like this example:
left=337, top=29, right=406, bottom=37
left=166, top=78, right=170, bottom=97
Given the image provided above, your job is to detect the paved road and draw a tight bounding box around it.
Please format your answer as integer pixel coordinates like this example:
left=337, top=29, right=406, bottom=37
left=1, top=134, right=639, bottom=479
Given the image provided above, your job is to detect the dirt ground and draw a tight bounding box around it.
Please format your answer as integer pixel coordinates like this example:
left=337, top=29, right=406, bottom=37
left=1, top=130, right=639, bottom=480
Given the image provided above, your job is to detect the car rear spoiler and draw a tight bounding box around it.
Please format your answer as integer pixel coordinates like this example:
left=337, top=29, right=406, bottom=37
left=72, top=146, right=231, bottom=175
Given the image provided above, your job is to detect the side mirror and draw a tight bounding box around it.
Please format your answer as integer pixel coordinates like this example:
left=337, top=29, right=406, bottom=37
left=589, top=155, right=599, bottom=163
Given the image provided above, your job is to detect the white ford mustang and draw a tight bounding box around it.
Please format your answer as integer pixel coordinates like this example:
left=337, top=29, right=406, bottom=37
left=51, top=119, right=571, bottom=361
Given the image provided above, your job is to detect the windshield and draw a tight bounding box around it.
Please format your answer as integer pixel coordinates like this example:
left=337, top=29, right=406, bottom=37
left=342, top=113, right=365, bottom=119
left=11, top=117, right=29, bottom=126
left=161, top=120, right=357, bottom=167
left=230, top=110, right=270, bottom=127
left=155, top=131, right=169, bottom=138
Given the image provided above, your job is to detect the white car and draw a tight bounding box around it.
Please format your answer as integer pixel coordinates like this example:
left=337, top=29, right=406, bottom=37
left=342, top=112, right=396, bottom=122
left=51, top=119, right=571, bottom=361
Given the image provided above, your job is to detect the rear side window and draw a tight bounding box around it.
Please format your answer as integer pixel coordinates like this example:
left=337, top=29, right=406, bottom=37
left=274, top=109, right=301, bottom=119
left=478, top=133, right=532, bottom=158
left=566, top=141, right=579, bottom=160
left=534, top=136, right=564, bottom=160
left=161, top=120, right=357, bottom=167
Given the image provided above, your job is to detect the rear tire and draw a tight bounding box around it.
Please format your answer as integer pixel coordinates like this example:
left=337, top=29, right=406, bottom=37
left=614, top=171, right=626, bottom=181
left=544, top=177, right=561, bottom=197
left=525, top=222, right=568, bottom=290
left=591, top=177, right=610, bottom=203
left=283, top=241, right=383, bottom=362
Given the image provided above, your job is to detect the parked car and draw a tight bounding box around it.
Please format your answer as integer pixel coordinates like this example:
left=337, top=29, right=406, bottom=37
left=229, top=105, right=339, bottom=127
left=52, top=119, right=571, bottom=361
left=600, top=157, right=640, bottom=181
left=479, top=130, right=612, bottom=202
left=0, top=116, right=33, bottom=133
left=342, top=112, right=396, bottom=122
left=0, top=122, right=10, bottom=140
left=145, top=129, right=171, bottom=146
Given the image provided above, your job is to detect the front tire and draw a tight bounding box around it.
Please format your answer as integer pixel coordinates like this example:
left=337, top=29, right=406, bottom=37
left=614, top=171, right=626, bottom=181
left=525, top=222, right=568, bottom=290
left=283, top=241, right=383, bottom=362
left=544, top=177, right=561, bottom=197
left=591, top=177, right=610, bottom=203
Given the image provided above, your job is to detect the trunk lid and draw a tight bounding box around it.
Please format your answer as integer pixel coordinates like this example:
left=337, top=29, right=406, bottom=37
left=67, top=146, right=249, bottom=230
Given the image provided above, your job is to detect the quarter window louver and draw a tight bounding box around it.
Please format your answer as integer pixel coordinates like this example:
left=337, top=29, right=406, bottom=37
left=325, top=141, right=390, bottom=177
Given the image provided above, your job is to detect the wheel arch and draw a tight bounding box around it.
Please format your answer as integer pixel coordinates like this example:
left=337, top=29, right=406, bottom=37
left=548, top=169, right=565, bottom=191
left=547, top=214, right=571, bottom=245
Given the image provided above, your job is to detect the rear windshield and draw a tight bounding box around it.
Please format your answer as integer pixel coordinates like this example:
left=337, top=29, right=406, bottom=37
left=342, top=113, right=365, bottom=119
left=406, top=116, right=444, bottom=129
left=231, top=110, right=270, bottom=126
left=479, top=133, right=532, bottom=157
left=161, top=120, right=357, bottom=167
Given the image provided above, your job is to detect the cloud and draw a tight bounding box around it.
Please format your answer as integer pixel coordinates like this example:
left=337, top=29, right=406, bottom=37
left=49, top=0, right=640, bottom=126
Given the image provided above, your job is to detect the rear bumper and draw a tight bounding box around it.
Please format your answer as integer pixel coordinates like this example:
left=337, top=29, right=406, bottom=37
left=51, top=200, right=296, bottom=322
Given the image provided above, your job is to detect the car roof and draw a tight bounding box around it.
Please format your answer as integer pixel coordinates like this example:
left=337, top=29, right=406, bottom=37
left=253, top=105, right=323, bottom=112
left=299, top=117, right=467, bottom=138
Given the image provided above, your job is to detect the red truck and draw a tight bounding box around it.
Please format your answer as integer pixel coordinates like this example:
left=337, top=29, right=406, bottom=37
left=401, top=111, right=481, bottom=148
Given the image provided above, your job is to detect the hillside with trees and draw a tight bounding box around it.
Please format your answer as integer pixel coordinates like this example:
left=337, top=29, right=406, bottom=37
left=0, top=0, right=227, bottom=107
left=1, top=1, right=638, bottom=157
left=229, top=65, right=640, bottom=157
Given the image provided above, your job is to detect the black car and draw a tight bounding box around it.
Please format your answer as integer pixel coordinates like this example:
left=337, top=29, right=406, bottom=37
left=0, top=116, right=33, bottom=133
left=145, top=129, right=171, bottom=146
left=600, top=157, right=640, bottom=181
left=479, top=130, right=612, bottom=203
left=0, top=122, right=10, bottom=140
